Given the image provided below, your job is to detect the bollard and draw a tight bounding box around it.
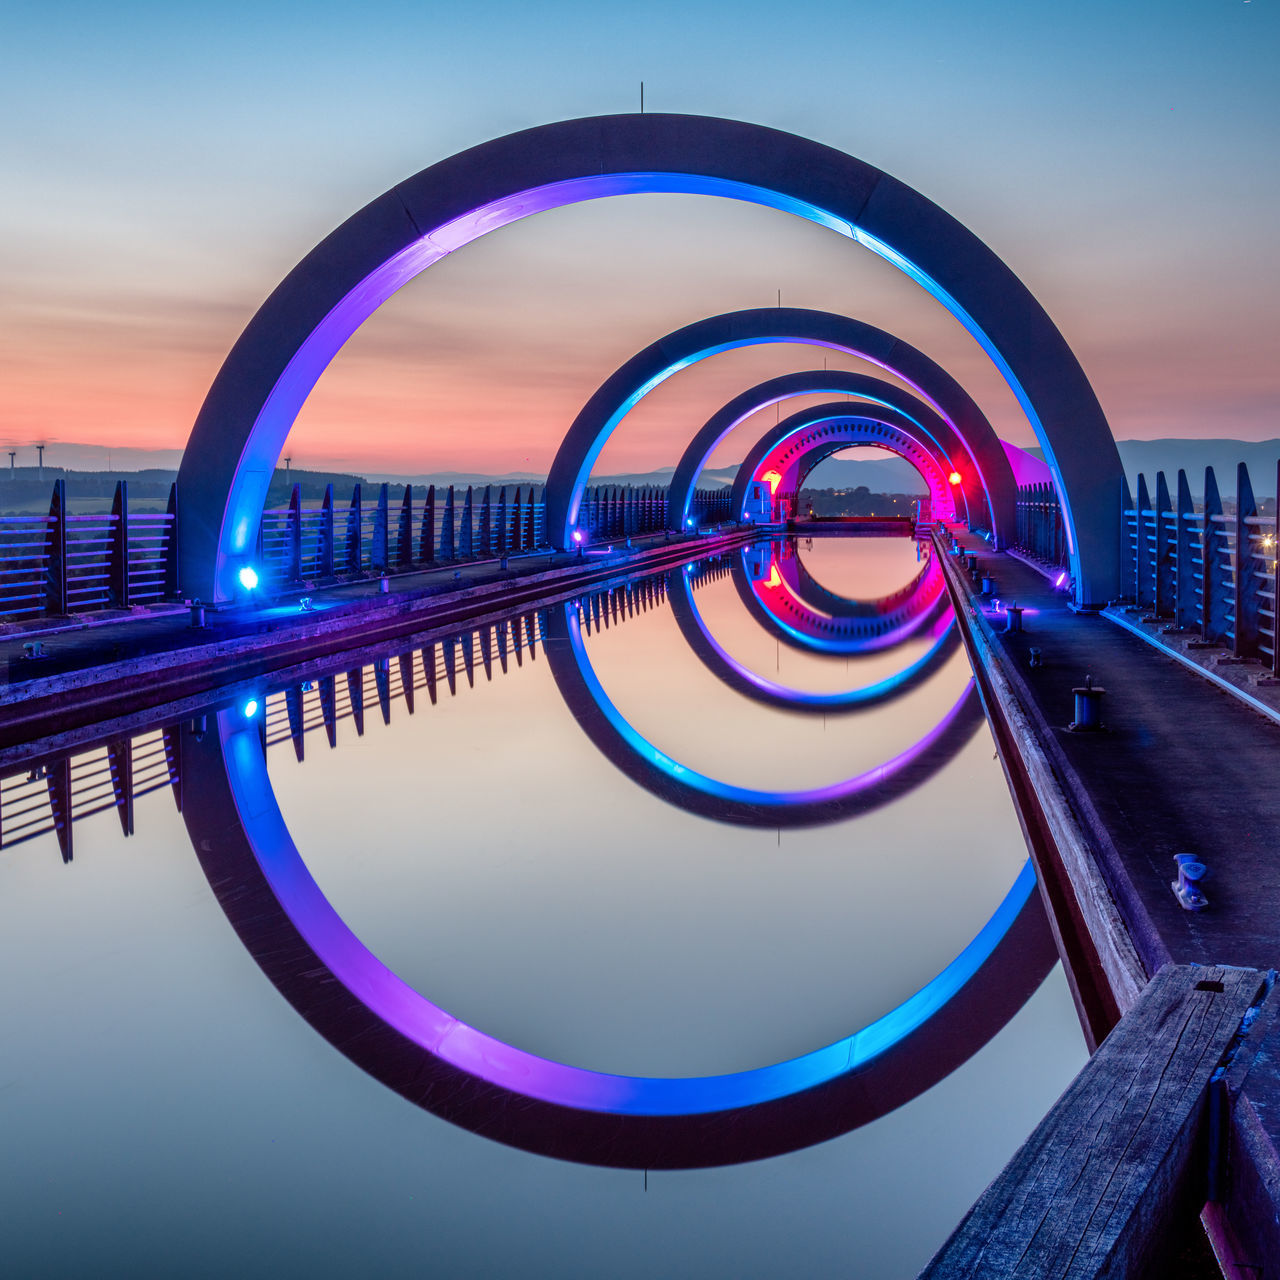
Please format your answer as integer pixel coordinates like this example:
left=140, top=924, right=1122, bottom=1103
left=1070, top=674, right=1106, bottom=731
left=500, top=556, right=509, bottom=570
left=379, top=574, right=390, bottom=594
left=1028, top=647, right=1043, bottom=668
left=981, top=575, right=996, bottom=595
left=1005, top=602, right=1024, bottom=634
left=966, top=554, right=978, bottom=574
left=299, top=596, right=314, bottom=612
left=189, top=600, right=206, bottom=629
left=1172, top=855, right=1209, bottom=912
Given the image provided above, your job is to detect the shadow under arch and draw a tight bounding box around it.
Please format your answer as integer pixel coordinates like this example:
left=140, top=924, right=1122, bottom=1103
left=179, top=688, right=1053, bottom=1172
left=668, top=558, right=963, bottom=715
left=176, top=113, right=1120, bottom=608
left=728, top=403, right=963, bottom=526
left=670, top=368, right=981, bottom=531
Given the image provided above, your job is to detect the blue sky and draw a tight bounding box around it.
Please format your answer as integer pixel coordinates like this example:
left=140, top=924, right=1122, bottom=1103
left=1, top=0, right=1276, bottom=473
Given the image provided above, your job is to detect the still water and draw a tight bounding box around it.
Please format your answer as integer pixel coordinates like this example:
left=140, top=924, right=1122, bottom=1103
left=0, top=535, right=1086, bottom=1278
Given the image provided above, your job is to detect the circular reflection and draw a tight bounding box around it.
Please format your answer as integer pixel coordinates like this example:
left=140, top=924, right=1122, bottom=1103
left=668, top=559, right=962, bottom=714
left=178, top=549, right=1051, bottom=1169
left=733, top=541, right=947, bottom=656
left=182, top=707, right=1052, bottom=1168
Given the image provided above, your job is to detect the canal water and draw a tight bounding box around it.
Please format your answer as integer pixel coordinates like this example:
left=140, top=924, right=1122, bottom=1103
left=0, top=535, right=1086, bottom=1278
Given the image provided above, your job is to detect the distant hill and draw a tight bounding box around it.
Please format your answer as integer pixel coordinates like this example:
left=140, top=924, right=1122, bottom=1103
left=1026, top=439, right=1280, bottom=499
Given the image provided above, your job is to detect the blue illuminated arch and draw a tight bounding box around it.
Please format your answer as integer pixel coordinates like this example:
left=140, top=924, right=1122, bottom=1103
left=178, top=114, right=1120, bottom=606
left=724, top=402, right=960, bottom=525
left=176, top=684, right=1042, bottom=1167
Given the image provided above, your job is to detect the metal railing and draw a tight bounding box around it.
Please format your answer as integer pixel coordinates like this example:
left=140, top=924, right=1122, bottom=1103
left=0, top=559, right=735, bottom=859
left=0, top=479, right=179, bottom=621
left=1120, top=461, right=1280, bottom=671
left=1014, top=482, right=1069, bottom=571
left=0, top=476, right=738, bottom=620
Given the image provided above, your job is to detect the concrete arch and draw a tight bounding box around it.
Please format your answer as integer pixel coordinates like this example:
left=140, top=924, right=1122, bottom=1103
left=178, top=714, right=1053, bottom=1168
left=177, top=113, right=1119, bottom=606
left=549, top=309, right=1011, bottom=546
left=670, top=368, right=986, bottom=532
left=727, top=403, right=961, bottom=524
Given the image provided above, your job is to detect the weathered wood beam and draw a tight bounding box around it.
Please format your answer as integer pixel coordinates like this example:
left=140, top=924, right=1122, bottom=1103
left=920, top=964, right=1268, bottom=1280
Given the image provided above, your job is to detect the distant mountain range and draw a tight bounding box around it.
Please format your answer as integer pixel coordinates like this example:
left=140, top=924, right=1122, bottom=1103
left=16, top=438, right=1280, bottom=499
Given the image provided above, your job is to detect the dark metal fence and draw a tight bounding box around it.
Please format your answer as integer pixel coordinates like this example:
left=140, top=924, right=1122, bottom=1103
left=1014, top=482, right=1069, bottom=571
left=0, top=479, right=179, bottom=621
left=0, top=476, right=739, bottom=620
left=1120, top=462, right=1280, bottom=671
left=0, top=561, right=736, bottom=859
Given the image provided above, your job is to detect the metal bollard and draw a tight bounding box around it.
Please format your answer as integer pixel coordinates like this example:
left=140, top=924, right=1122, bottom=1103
left=379, top=575, right=390, bottom=593
left=1005, top=602, right=1024, bottom=633
left=981, top=575, right=996, bottom=595
left=189, top=600, right=206, bottom=629
left=1028, top=647, right=1043, bottom=668
left=966, top=554, right=978, bottom=574
left=1172, top=855, right=1209, bottom=912
left=1070, top=674, right=1106, bottom=731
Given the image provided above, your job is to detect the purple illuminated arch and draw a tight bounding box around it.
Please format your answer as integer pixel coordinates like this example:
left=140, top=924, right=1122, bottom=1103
left=726, top=402, right=959, bottom=524
left=547, top=308, right=1009, bottom=543
left=180, top=712, right=1054, bottom=1167
left=664, top=365, right=988, bottom=534
left=178, top=114, right=1120, bottom=606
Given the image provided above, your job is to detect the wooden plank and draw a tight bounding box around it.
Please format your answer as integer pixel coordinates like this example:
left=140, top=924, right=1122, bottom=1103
left=921, top=964, right=1267, bottom=1279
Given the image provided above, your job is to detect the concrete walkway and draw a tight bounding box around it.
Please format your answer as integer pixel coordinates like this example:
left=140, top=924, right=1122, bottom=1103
left=948, top=530, right=1280, bottom=976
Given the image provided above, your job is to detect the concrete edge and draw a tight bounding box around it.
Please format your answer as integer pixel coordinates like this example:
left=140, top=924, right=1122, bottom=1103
left=1101, top=607, right=1280, bottom=731
left=933, top=533, right=1149, bottom=1033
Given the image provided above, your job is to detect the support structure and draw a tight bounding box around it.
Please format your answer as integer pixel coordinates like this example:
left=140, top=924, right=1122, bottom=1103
left=175, top=113, right=1119, bottom=606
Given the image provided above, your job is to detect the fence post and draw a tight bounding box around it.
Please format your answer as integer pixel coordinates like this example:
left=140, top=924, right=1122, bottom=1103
left=109, top=479, right=130, bottom=608
left=163, top=482, right=180, bottom=599
left=45, top=478, right=67, bottom=615
left=420, top=484, right=436, bottom=564
left=497, top=487, right=508, bottom=555
left=1154, top=472, right=1173, bottom=617
left=460, top=486, right=474, bottom=559
left=1134, top=474, right=1152, bottom=607
left=287, top=483, right=303, bottom=583
left=478, top=485, right=492, bottom=557
left=319, top=483, right=334, bottom=578
left=512, top=488, right=525, bottom=553
left=1202, top=467, right=1229, bottom=643
left=440, top=485, right=455, bottom=560
left=1235, top=461, right=1260, bottom=658
left=371, top=483, right=389, bottom=571
left=345, top=484, right=363, bottom=574
left=1119, top=475, right=1135, bottom=603
left=397, top=484, right=413, bottom=569
left=1175, top=470, right=1196, bottom=631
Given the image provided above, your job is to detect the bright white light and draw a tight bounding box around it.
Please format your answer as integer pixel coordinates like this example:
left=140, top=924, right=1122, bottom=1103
left=242, top=698, right=259, bottom=719
left=238, top=565, right=260, bottom=590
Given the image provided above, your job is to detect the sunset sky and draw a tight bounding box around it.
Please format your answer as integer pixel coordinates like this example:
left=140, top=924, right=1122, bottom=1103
left=2, top=0, right=1276, bottom=479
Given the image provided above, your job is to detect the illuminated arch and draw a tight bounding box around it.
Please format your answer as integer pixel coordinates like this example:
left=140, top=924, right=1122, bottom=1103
left=726, top=402, right=960, bottom=524
left=177, top=114, right=1120, bottom=606
left=548, top=308, right=1009, bottom=542
left=668, top=366, right=988, bottom=532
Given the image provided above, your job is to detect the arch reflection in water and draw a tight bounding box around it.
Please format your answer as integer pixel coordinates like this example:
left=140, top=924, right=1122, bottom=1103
left=168, top=550, right=1054, bottom=1167
left=668, top=553, right=962, bottom=714
left=732, top=537, right=948, bottom=656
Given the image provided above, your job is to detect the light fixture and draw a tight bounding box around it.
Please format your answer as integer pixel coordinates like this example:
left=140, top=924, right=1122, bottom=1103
left=948, top=471, right=962, bottom=486
left=238, top=565, right=260, bottom=591
left=242, top=698, right=260, bottom=719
